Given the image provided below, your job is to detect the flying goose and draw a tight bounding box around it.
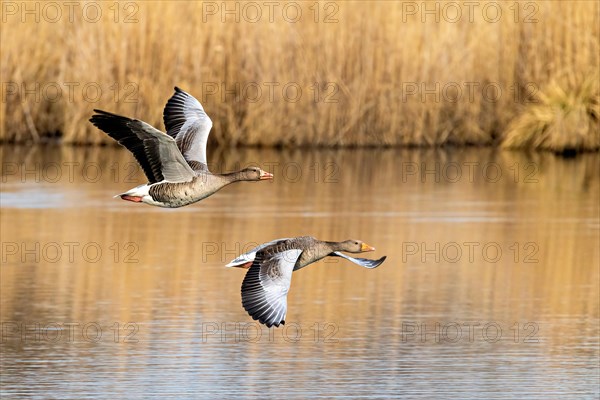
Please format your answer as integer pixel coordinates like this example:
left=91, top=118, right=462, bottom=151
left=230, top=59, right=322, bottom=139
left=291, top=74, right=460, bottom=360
left=227, top=236, right=386, bottom=327
left=89, top=87, right=273, bottom=208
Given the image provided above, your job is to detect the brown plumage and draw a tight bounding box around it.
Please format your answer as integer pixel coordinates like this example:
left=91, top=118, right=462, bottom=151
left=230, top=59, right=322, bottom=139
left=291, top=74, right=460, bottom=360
left=228, top=236, right=386, bottom=327
left=89, top=87, right=273, bottom=208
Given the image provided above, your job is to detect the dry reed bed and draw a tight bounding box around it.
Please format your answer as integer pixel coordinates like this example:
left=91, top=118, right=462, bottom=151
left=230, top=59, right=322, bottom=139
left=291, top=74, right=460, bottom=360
left=0, top=1, right=598, bottom=151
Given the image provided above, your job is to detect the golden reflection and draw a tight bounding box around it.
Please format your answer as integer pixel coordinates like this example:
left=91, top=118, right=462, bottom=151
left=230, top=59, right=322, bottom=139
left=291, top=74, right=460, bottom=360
left=1, top=145, right=598, bottom=354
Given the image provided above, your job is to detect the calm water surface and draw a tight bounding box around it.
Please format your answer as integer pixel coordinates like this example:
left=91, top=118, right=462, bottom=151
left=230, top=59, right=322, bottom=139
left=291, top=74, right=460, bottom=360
left=1, top=145, right=598, bottom=399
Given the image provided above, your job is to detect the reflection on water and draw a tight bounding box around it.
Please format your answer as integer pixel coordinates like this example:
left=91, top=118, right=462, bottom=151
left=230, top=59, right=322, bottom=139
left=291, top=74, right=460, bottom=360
left=1, top=145, right=598, bottom=398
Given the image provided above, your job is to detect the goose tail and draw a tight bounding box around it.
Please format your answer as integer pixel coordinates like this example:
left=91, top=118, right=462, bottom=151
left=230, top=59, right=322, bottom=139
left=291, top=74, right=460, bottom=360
left=115, top=184, right=151, bottom=203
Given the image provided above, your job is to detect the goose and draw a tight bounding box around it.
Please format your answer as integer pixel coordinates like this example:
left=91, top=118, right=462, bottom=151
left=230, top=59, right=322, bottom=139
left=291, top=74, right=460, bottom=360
left=89, top=87, right=273, bottom=208
left=227, top=236, right=387, bottom=327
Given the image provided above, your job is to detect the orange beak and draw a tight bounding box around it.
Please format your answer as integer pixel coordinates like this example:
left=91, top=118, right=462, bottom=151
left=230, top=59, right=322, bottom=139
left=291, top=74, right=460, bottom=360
left=259, top=171, right=274, bottom=180
left=361, top=243, right=375, bottom=252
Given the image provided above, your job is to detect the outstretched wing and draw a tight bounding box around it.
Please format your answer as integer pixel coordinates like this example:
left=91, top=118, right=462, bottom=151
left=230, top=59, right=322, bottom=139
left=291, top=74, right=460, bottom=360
left=241, top=249, right=303, bottom=328
left=90, top=110, right=195, bottom=184
left=163, top=87, right=213, bottom=171
left=225, top=238, right=292, bottom=267
left=331, top=252, right=387, bottom=269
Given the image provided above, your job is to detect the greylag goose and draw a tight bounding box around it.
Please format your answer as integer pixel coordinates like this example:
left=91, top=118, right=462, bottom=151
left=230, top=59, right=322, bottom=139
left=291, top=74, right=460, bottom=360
left=89, top=87, right=273, bottom=208
left=227, top=236, right=386, bottom=327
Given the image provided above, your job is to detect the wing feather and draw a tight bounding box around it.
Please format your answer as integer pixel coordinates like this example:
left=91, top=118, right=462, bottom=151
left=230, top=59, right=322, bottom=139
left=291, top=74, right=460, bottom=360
left=331, top=252, right=387, bottom=269
left=163, top=87, right=213, bottom=170
left=90, top=110, right=195, bottom=183
left=241, top=249, right=302, bottom=328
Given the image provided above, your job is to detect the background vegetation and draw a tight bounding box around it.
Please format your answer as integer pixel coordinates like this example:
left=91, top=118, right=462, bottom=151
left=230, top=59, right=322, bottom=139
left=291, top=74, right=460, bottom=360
left=1, top=1, right=598, bottom=151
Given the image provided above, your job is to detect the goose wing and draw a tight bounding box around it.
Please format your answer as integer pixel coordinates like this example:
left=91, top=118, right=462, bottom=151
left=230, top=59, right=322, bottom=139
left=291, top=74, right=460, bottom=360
left=163, top=87, right=213, bottom=171
left=226, top=238, right=293, bottom=267
left=90, top=110, right=195, bottom=184
left=241, top=249, right=303, bottom=328
left=331, top=252, right=387, bottom=269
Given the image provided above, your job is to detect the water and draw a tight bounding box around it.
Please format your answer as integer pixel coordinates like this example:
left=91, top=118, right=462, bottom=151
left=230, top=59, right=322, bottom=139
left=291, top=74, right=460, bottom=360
left=1, top=145, right=598, bottom=399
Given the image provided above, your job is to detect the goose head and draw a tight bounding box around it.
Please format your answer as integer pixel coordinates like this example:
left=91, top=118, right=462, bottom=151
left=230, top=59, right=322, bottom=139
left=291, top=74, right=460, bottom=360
left=336, top=240, right=376, bottom=253
left=238, top=167, right=274, bottom=181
